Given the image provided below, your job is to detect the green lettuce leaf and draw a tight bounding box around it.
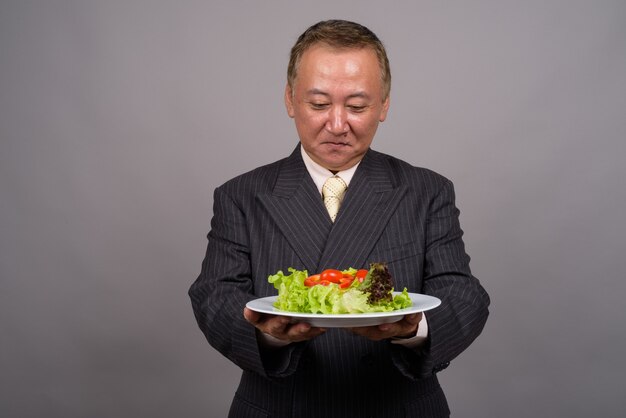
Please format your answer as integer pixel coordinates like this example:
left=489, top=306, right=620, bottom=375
left=268, top=267, right=412, bottom=314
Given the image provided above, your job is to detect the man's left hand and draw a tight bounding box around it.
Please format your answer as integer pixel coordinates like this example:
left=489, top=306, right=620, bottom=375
left=348, top=312, right=422, bottom=341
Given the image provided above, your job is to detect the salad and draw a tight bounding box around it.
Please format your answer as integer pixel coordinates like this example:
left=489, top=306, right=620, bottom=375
left=268, top=262, right=412, bottom=314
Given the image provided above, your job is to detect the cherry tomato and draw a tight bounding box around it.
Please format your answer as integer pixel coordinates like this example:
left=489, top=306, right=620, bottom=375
left=355, top=269, right=368, bottom=282
left=320, top=269, right=343, bottom=283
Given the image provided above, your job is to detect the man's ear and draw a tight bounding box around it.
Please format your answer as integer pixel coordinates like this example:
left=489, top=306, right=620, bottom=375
left=379, top=96, right=390, bottom=122
left=284, top=84, right=295, bottom=118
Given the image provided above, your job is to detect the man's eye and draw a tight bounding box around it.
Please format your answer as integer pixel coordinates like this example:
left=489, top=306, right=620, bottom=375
left=310, top=103, right=329, bottom=109
left=348, top=105, right=367, bottom=112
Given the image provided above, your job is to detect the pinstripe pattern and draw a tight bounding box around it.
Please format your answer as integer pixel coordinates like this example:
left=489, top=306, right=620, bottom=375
left=189, top=145, right=490, bottom=417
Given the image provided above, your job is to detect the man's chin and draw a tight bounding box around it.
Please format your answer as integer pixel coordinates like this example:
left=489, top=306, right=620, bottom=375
left=303, top=144, right=365, bottom=171
left=318, top=153, right=360, bottom=172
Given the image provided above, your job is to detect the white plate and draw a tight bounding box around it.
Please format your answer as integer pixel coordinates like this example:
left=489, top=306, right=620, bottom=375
left=246, top=292, right=441, bottom=328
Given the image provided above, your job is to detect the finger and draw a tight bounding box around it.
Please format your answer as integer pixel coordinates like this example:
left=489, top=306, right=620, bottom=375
left=379, top=322, right=392, bottom=332
left=286, top=321, right=311, bottom=338
left=377, top=317, right=406, bottom=335
left=243, top=307, right=260, bottom=324
left=391, top=314, right=421, bottom=338
left=289, top=322, right=326, bottom=336
left=266, top=315, right=290, bottom=336
left=404, top=312, right=422, bottom=325
left=287, top=323, right=326, bottom=342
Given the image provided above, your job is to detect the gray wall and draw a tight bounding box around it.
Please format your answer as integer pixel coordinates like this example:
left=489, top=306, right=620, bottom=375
left=1, top=1, right=625, bottom=417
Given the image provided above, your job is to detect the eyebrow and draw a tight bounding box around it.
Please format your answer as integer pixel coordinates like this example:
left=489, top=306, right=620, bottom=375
left=306, top=88, right=371, bottom=100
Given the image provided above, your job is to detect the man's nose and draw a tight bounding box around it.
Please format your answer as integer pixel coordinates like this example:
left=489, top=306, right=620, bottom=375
left=325, top=106, right=349, bottom=135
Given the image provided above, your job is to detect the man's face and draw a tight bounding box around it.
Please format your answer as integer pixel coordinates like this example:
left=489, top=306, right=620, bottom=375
left=285, top=45, right=390, bottom=172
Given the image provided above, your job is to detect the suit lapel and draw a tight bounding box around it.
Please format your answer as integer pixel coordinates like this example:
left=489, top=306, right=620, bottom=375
left=258, top=147, right=407, bottom=273
left=257, top=147, right=332, bottom=273
left=318, top=150, right=407, bottom=270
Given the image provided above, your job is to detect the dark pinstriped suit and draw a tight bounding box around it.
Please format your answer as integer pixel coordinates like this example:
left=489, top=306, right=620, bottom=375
left=189, top=145, right=489, bottom=417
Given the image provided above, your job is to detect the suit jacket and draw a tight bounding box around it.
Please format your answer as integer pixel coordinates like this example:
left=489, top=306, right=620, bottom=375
left=189, top=145, right=489, bottom=418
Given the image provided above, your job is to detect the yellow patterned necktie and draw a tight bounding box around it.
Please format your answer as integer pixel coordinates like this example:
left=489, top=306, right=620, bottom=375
left=322, top=176, right=347, bottom=222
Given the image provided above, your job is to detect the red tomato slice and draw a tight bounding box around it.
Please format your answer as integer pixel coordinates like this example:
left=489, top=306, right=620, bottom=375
left=320, top=269, right=343, bottom=283
left=339, top=277, right=354, bottom=289
left=304, top=274, right=321, bottom=287
left=305, top=269, right=364, bottom=288
left=355, top=269, right=368, bottom=282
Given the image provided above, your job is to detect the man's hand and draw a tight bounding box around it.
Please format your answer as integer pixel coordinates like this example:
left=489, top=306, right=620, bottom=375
left=244, top=307, right=326, bottom=343
left=348, top=312, right=422, bottom=341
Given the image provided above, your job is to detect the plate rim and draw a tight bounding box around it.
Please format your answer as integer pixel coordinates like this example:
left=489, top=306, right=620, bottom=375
left=245, top=292, right=441, bottom=319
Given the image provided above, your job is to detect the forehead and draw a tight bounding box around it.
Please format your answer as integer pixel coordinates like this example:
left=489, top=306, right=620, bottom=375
left=296, top=45, right=382, bottom=85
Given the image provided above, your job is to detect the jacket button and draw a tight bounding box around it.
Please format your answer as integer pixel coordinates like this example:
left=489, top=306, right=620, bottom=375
left=434, top=361, right=450, bottom=373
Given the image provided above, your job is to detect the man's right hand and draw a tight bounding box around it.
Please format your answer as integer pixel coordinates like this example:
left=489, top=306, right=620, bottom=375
left=244, top=307, right=326, bottom=343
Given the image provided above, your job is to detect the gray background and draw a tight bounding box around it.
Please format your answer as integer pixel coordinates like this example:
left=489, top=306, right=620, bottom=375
left=1, top=1, right=625, bottom=417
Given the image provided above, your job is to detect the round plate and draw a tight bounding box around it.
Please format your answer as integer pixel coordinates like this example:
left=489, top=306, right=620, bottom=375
left=245, top=292, right=441, bottom=328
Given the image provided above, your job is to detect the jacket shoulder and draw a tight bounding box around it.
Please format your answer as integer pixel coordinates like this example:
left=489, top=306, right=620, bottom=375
left=217, top=157, right=285, bottom=195
left=369, top=149, right=453, bottom=189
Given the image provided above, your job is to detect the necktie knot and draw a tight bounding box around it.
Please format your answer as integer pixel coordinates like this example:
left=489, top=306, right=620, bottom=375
left=322, top=176, right=347, bottom=222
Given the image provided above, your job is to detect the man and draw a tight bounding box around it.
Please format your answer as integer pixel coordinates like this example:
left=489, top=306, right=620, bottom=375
left=189, top=20, right=489, bottom=417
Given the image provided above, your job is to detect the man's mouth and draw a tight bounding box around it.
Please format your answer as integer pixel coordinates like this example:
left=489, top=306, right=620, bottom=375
left=323, top=141, right=350, bottom=146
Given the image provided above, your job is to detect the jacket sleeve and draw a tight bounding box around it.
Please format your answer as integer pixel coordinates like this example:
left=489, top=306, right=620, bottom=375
left=390, top=178, right=490, bottom=379
left=188, top=185, right=306, bottom=378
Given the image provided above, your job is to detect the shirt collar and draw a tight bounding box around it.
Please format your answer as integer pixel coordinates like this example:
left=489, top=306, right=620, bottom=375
left=300, top=145, right=360, bottom=196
